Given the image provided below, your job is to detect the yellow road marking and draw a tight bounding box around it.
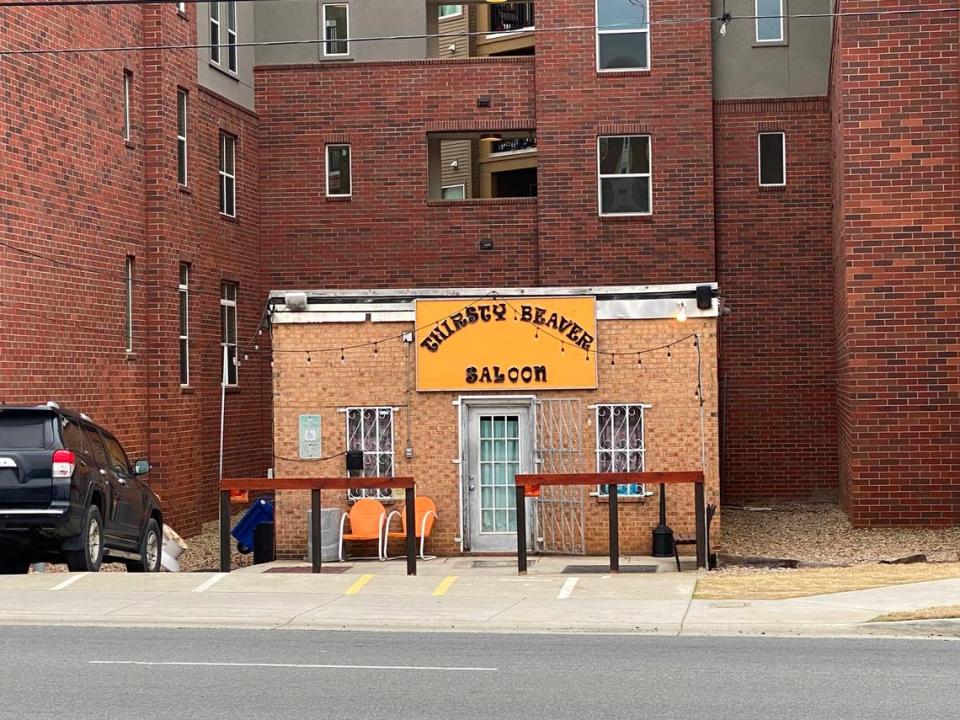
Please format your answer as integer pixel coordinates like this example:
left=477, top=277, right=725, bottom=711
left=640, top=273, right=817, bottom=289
left=344, top=574, right=374, bottom=595
left=432, top=576, right=458, bottom=597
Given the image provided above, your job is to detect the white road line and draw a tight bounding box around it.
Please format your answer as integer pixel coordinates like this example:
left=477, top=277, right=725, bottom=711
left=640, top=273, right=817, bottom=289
left=557, top=577, right=579, bottom=600
left=89, top=661, right=497, bottom=672
left=50, top=573, right=88, bottom=591
left=192, top=574, right=227, bottom=593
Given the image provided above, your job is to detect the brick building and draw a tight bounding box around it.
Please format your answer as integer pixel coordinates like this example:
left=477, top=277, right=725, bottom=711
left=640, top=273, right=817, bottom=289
left=1, top=0, right=956, bottom=547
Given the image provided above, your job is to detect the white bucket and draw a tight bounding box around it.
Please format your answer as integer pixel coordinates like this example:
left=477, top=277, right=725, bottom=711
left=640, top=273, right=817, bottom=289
left=161, top=524, right=188, bottom=572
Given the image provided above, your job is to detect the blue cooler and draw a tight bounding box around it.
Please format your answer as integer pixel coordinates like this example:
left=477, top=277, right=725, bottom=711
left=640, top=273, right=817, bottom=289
left=231, top=499, right=274, bottom=554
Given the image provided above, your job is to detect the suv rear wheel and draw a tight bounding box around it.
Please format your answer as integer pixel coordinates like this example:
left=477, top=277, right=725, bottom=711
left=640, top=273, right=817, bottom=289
left=64, top=505, right=104, bottom=572
left=125, top=519, right=161, bottom=573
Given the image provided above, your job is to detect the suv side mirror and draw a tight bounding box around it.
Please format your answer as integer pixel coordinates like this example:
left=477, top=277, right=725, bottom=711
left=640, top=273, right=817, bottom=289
left=133, top=459, right=151, bottom=476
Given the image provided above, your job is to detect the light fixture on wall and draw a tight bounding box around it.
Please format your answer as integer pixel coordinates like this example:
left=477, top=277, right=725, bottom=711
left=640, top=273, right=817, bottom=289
left=450, top=159, right=459, bottom=168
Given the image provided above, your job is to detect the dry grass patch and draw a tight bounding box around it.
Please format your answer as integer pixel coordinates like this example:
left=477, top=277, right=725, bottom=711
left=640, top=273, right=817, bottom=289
left=870, top=605, right=960, bottom=623
left=695, top=562, right=960, bottom=601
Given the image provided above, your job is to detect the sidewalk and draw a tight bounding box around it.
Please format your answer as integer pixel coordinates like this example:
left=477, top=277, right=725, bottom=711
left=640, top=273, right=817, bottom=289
left=0, top=556, right=956, bottom=639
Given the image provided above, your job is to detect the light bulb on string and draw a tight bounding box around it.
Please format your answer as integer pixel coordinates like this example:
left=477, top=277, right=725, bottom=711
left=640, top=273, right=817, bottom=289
left=610, top=354, right=615, bottom=366
left=373, top=342, right=378, bottom=355
left=534, top=327, right=539, bottom=340
left=676, top=302, right=688, bottom=323
left=560, top=342, right=565, bottom=354
left=637, top=353, right=642, bottom=365
left=667, top=349, right=672, bottom=360
left=306, top=352, right=312, bottom=363
left=340, top=348, right=345, bottom=363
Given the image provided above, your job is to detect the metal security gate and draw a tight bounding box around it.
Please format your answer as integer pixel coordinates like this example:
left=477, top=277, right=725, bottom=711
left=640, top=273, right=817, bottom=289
left=534, top=398, right=585, bottom=554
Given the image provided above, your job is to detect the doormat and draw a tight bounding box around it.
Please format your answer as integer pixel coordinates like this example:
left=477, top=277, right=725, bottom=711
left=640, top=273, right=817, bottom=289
left=264, top=565, right=351, bottom=574
left=561, top=565, right=657, bottom=574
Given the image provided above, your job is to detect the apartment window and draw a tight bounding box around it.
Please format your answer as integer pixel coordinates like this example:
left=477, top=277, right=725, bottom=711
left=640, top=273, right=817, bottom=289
left=177, top=89, right=188, bottom=186
left=756, top=0, right=784, bottom=43
left=209, top=1, right=221, bottom=65
left=598, top=135, right=651, bottom=216
left=595, top=404, right=647, bottom=497
left=323, top=4, right=349, bottom=56
left=226, top=1, right=238, bottom=72
left=490, top=1, right=534, bottom=32
left=758, top=132, right=786, bottom=186
left=178, top=263, right=189, bottom=386
left=220, top=282, right=237, bottom=386
left=219, top=132, right=236, bottom=216
left=122, top=70, right=132, bottom=141
left=176, top=2, right=186, bottom=13
left=124, top=257, right=134, bottom=352
left=596, top=0, right=649, bottom=71
left=326, top=144, right=351, bottom=196
left=438, top=4, right=462, bottom=18
left=345, top=407, right=395, bottom=501
left=441, top=184, right=465, bottom=200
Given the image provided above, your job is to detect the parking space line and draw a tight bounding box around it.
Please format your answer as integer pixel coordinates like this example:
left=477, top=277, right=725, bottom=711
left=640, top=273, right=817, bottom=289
left=344, top=574, right=374, bottom=595
left=51, top=573, right=88, bottom=591
left=432, top=576, right=457, bottom=597
left=557, top=577, right=578, bottom=600
left=192, top=574, right=227, bottom=593
left=90, top=660, right=497, bottom=672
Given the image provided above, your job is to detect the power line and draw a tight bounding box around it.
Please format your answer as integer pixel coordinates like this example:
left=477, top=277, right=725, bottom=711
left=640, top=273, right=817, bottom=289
left=3, top=7, right=959, bottom=57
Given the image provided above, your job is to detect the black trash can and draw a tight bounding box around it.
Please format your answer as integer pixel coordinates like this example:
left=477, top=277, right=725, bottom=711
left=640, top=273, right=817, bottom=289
left=253, top=521, right=275, bottom=564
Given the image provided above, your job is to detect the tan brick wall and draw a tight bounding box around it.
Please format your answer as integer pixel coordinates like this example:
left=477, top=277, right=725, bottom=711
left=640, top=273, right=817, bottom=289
left=272, top=317, right=719, bottom=558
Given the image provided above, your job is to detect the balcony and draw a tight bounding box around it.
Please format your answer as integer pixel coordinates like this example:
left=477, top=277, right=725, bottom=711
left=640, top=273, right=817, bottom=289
left=428, top=133, right=537, bottom=201
left=477, top=2, right=535, bottom=57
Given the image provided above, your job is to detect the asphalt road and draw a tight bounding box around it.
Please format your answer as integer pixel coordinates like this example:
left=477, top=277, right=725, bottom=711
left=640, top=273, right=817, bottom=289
left=0, top=626, right=955, bottom=719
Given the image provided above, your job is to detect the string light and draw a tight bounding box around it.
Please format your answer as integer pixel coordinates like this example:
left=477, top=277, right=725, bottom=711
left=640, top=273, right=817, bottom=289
left=676, top=301, right=688, bottom=323
left=373, top=342, right=378, bottom=355
left=306, top=352, right=311, bottom=363
left=340, top=348, right=345, bottom=362
left=637, top=353, right=642, bottom=365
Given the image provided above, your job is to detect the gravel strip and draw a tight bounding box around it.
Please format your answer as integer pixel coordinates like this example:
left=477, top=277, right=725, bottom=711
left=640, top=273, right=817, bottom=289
left=718, top=503, right=960, bottom=573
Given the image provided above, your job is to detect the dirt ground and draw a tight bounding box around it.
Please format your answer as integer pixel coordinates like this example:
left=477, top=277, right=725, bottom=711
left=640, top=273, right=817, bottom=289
left=718, top=503, right=960, bottom=565
left=695, top=562, right=960, bottom=600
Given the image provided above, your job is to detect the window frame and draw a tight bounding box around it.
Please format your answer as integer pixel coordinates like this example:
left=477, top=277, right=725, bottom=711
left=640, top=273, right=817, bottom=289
left=220, top=281, right=238, bottom=386
left=344, top=406, right=396, bottom=502
left=122, top=70, right=132, bottom=141
left=176, top=1, right=187, bottom=14
left=441, top=184, right=466, bottom=200
left=595, top=0, right=651, bottom=73
left=438, top=4, right=462, bottom=19
left=322, top=3, right=350, bottom=57
left=177, top=88, right=188, bottom=186
left=178, top=263, right=190, bottom=387
left=594, top=403, right=649, bottom=498
left=226, top=0, right=238, bottom=73
left=597, top=134, right=653, bottom=217
left=124, top=256, right=134, bottom=352
left=755, top=0, right=785, bottom=43
left=209, top=1, right=221, bottom=65
left=325, top=143, right=352, bottom=197
left=758, top=131, right=787, bottom=187
left=219, top=131, right=237, bottom=217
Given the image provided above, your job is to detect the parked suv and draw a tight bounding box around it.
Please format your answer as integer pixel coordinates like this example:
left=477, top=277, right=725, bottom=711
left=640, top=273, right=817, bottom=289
left=0, top=403, right=163, bottom=574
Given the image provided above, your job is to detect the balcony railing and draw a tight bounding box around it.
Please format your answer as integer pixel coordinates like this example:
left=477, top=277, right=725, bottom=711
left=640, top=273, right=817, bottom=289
left=490, top=2, right=534, bottom=33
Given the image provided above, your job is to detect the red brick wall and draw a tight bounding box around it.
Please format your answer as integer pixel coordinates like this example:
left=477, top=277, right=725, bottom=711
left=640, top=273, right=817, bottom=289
left=256, top=58, right=541, bottom=291
left=715, top=97, right=838, bottom=504
left=832, top=0, right=960, bottom=526
left=534, top=0, right=716, bottom=285
left=0, top=6, right=270, bottom=536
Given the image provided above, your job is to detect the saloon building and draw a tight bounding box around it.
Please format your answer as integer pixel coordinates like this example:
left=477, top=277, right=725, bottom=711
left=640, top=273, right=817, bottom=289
left=1, top=0, right=956, bottom=550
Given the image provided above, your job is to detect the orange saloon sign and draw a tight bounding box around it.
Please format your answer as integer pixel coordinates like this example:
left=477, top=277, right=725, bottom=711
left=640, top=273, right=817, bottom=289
left=415, top=296, right=598, bottom=391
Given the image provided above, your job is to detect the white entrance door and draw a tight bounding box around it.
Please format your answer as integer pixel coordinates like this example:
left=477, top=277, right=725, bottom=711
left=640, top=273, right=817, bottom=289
left=464, top=404, right=534, bottom=552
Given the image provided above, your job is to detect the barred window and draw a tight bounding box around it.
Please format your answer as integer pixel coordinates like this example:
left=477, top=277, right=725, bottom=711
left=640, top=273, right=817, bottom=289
left=345, top=407, right=395, bottom=501
left=595, top=404, right=647, bottom=497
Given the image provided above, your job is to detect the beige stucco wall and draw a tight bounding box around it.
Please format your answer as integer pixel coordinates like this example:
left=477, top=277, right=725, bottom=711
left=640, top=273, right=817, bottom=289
left=272, top=317, right=719, bottom=559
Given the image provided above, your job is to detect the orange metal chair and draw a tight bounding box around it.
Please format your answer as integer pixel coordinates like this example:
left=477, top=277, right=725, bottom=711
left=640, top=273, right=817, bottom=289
left=338, top=498, right=388, bottom=562
left=383, top=497, right=438, bottom=560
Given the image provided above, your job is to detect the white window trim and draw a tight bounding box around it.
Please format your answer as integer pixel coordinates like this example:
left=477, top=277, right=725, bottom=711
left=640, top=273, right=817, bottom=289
left=593, top=403, right=651, bottom=498
left=322, top=3, right=350, bottom=57
left=595, top=0, right=651, bottom=73
left=220, top=282, right=238, bottom=387
left=755, top=0, right=785, bottom=43
left=441, top=183, right=465, bottom=200
left=177, top=89, right=188, bottom=186
left=325, top=143, right=352, bottom=197
left=124, top=257, right=134, bottom=352
left=178, top=264, right=190, bottom=387
left=758, top=131, right=787, bottom=187
left=438, top=4, right=462, bottom=19
left=209, top=1, right=221, bottom=65
left=122, top=70, right=132, bottom=141
left=597, top=134, right=653, bottom=217
left=176, top=2, right=186, bottom=13
left=344, top=406, right=396, bottom=502
left=226, top=0, right=238, bottom=74
left=219, top=132, right=236, bottom=217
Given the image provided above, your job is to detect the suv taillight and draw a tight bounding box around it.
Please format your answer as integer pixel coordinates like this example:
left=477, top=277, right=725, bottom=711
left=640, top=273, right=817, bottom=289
left=52, top=449, right=76, bottom=479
